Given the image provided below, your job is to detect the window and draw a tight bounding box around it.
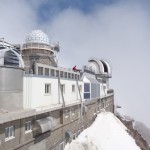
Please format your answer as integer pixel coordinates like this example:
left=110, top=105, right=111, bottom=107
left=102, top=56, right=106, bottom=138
left=38, top=67, right=43, bottom=75
left=5, top=126, right=15, bottom=141
left=65, top=109, right=69, bottom=118
left=45, top=68, right=49, bottom=76
left=72, top=85, right=75, bottom=92
left=65, top=72, right=67, bottom=78
left=59, top=142, right=64, bottom=150
left=84, top=83, right=90, bottom=92
left=72, top=74, right=74, bottom=79
left=25, top=121, right=32, bottom=133
left=60, top=71, right=64, bottom=78
left=51, top=69, right=55, bottom=76
left=75, top=74, right=77, bottom=79
left=84, top=83, right=90, bottom=99
left=84, top=93, right=90, bottom=99
left=68, top=73, right=71, bottom=79
left=72, top=107, right=75, bottom=115
left=56, top=70, right=59, bottom=77
left=45, top=84, right=51, bottom=94
left=61, top=84, right=65, bottom=93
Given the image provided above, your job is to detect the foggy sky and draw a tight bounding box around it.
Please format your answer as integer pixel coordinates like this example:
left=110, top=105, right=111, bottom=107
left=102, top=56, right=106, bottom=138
left=0, top=0, right=150, bottom=128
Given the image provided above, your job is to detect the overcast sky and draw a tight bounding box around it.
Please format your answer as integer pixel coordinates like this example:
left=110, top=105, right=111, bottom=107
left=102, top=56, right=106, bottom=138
left=0, top=0, right=150, bottom=128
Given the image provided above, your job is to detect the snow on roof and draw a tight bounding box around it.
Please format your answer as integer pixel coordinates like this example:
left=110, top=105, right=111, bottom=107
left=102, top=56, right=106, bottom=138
left=64, top=112, right=140, bottom=150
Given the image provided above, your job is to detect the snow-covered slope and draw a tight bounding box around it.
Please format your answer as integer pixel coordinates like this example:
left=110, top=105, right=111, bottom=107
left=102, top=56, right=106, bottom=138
left=64, top=112, right=140, bottom=150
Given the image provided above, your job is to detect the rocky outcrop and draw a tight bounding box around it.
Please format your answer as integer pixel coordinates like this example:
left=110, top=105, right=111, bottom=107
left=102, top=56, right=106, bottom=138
left=134, top=121, right=150, bottom=146
left=117, top=116, right=150, bottom=150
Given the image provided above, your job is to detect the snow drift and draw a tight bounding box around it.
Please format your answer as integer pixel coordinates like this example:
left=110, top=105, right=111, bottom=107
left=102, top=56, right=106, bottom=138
left=64, top=112, right=140, bottom=150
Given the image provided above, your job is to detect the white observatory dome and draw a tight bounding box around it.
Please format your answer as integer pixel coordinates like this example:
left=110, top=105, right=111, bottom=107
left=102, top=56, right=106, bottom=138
left=26, top=30, right=50, bottom=45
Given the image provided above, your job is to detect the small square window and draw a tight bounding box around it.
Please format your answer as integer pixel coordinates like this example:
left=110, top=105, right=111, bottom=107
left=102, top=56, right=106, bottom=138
left=65, top=72, right=67, bottom=78
left=72, top=74, right=74, bottom=79
left=38, top=67, right=43, bottom=75
left=45, top=84, right=51, bottom=94
left=68, top=73, right=71, bottom=79
left=60, top=71, right=64, bottom=78
left=72, top=85, right=75, bottom=92
left=72, top=107, right=75, bottom=115
left=56, top=70, right=59, bottom=77
left=51, top=69, right=55, bottom=76
left=45, top=68, right=49, bottom=76
left=65, top=110, right=69, bottom=118
left=25, top=121, right=32, bottom=133
left=75, top=74, right=77, bottom=79
left=5, top=126, right=15, bottom=141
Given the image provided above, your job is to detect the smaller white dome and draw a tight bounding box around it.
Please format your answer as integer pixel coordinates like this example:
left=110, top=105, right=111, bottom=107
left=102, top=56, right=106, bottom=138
left=26, top=30, right=50, bottom=45
left=88, top=58, right=111, bottom=74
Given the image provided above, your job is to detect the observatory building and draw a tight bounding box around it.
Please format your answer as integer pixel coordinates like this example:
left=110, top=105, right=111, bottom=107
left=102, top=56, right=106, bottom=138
left=0, top=30, right=114, bottom=150
left=22, top=30, right=59, bottom=73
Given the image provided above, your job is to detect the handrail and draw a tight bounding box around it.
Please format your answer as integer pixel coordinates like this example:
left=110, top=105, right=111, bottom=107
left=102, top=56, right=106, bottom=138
left=22, top=43, right=52, bottom=50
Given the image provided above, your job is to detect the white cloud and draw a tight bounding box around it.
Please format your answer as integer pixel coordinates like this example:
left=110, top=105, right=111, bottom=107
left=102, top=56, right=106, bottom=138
left=0, top=0, right=37, bottom=43
left=47, top=1, right=150, bottom=127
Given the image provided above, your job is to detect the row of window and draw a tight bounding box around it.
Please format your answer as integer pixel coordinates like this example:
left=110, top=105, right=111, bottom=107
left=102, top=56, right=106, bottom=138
left=45, top=84, right=82, bottom=94
left=5, top=121, right=32, bottom=141
left=65, top=107, right=76, bottom=118
left=38, top=67, right=80, bottom=80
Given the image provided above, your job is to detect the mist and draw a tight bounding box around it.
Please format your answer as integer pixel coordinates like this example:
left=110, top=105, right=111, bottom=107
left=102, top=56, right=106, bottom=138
left=47, top=1, right=150, bottom=127
left=0, top=0, right=150, bottom=127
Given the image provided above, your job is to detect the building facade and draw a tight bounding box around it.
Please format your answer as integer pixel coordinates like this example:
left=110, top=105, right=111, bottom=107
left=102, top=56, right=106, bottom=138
left=0, top=30, right=114, bottom=150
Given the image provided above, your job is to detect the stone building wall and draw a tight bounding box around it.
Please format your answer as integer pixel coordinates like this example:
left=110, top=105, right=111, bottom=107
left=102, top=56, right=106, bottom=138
left=22, top=48, right=54, bottom=74
left=0, top=95, right=114, bottom=150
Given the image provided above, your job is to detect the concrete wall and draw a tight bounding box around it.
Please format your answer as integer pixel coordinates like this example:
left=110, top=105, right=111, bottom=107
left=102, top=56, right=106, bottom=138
left=23, top=76, right=59, bottom=108
left=0, top=67, right=23, bottom=91
left=23, top=75, right=83, bottom=109
left=0, top=95, right=114, bottom=150
left=0, top=67, right=24, bottom=111
left=0, top=92, right=23, bottom=111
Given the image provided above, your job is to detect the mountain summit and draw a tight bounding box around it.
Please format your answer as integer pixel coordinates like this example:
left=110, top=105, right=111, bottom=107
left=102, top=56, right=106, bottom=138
left=65, top=112, right=141, bottom=150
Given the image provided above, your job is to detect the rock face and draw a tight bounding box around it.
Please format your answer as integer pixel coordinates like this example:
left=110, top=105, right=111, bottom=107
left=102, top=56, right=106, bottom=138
left=118, top=116, right=150, bottom=150
left=134, top=121, right=150, bottom=147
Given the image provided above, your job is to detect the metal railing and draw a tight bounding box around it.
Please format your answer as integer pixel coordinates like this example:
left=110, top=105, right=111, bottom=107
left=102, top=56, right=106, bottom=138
left=22, top=43, right=52, bottom=50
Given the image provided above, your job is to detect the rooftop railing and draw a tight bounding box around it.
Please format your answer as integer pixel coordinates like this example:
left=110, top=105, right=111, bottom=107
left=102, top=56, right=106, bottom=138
left=22, top=43, right=52, bottom=51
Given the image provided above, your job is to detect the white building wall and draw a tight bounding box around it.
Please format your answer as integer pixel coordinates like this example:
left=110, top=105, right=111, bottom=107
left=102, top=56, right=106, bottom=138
left=23, top=76, right=59, bottom=108
left=23, top=76, right=83, bottom=109
left=59, top=79, right=83, bottom=104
